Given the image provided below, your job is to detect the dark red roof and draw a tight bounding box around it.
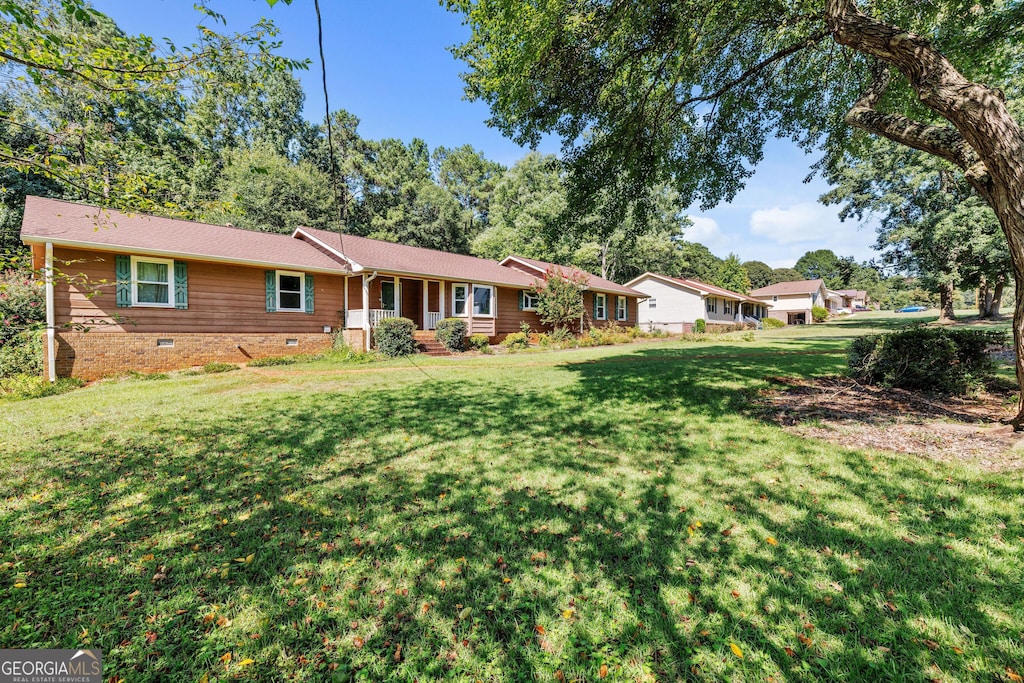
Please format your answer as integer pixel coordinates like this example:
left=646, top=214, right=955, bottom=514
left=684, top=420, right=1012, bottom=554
left=749, top=279, right=827, bottom=296
left=20, top=196, right=347, bottom=273
left=296, top=227, right=537, bottom=287
left=500, top=255, right=643, bottom=296
left=624, top=272, right=762, bottom=304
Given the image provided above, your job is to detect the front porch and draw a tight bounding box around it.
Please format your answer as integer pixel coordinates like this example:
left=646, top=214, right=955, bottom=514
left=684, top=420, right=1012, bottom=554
left=343, top=274, right=498, bottom=350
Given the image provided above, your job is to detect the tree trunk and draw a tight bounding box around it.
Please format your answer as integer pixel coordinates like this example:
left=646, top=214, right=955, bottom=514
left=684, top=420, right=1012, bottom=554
left=938, top=282, right=955, bottom=322
left=977, top=276, right=990, bottom=317
left=988, top=276, right=1005, bottom=318
left=826, top=0, right=1024, bottom=427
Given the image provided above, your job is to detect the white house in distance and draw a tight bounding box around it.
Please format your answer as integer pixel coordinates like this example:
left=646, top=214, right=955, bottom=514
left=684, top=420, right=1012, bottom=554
left=624, top=272, right=769, bottom=333
left=748, top=279, right=837, bottom=324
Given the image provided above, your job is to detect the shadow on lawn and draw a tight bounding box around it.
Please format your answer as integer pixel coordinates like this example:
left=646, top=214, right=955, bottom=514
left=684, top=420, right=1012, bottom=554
left=1, top=343, right=1021, bottom=681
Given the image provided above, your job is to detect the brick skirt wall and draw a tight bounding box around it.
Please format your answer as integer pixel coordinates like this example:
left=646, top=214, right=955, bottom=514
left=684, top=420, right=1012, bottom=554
left=46, top=331, right=342, bottom=379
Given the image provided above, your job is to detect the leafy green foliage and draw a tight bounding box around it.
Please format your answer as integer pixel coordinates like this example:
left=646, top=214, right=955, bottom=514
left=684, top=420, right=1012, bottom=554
left=538, top=326, right=577, bottom=349
left=467, top=333, right=490, bottom=352
left=711, top=254, right=751, bottom=294
left=742, top=261, right=773, bottom=290
left=533, top=267, right=587, bottom=330
left=849, top=327, right=1006, bottom=395
left=201, top=362, right=239, bottom=374
left=0, top=374, right=81, bottom=400
left=246, top=355, right=301, bottom=367
left=500, top=331, right=529, bottom=350
left=811, top=306, right=830, bottom=323
left=0, top=269, right=44, bottom=344
left=693, top=319, right=706, bottom=334
left=0, top=330, right=40, bottom=377
left=761, top=317, right=785, bottom=329
left=434, top=317, right=468, bottom=353
left=373, top=317, right=417, bottom=357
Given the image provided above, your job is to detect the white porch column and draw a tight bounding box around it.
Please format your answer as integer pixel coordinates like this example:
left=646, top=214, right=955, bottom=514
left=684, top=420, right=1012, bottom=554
left=422, top=278, right=428, bottom=330
left=394, top=275, right=400, bottom=316
left=343, top=275, right=349, bottom=328
left=467, top=282, right=474, bottom=332
left=44, top=242, right=55, bottom=382
left=362, top=273, right=371, bottom=351
left=439, top=281, right=445, bottom=319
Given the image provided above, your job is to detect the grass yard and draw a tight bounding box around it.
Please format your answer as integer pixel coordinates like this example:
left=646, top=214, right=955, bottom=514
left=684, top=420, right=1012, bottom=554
left=1, top=318, right=1022, bottom=682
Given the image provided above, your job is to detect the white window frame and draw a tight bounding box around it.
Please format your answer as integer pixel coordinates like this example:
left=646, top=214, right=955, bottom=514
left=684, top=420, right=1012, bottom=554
left=706, top=297, right=717, bottom=314
left=772, top=295, right=778, bottom=302
left=472, top=284, right=495, bottom=318
left=647, top=297, right=657, bottom=310
left=616, top=296, right=627, bottom=321
left=594, top=292, right=607, bottom=320
left=276, top=270, right=305, bottom=312
left=522, top=291, right=540, bottom=311
left=131, top=255, right=174, bottom=308
left=453, top=283, right=469, bottom=316
left=724, top=300, right=733, bottom=315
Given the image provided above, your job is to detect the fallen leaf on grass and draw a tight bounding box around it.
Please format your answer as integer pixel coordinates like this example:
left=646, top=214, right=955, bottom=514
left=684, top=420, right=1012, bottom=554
left=562, top=608, right=575, bottom=619
left=766, top=537, right=778, bottom=546
left=353, top=637, right=364, bottom=649
left=219, top=652, right=231, bottom=665
left=459, top=607, right=473, bottom=621
left=731, top=590, right=741, bottom=598
left=236, top=659, right=254, bottom=668
left=784, top=647, right=796, bottom=657
left=234, top=554, right=254, bottom=564
left=730, top=643, right=744, bottom=659
left=883, top=601, right=898, bottom=613
left=293, top=578, right=308, bottom=587
left=1006, top=668, right=1022, bottom=682
left=599, top=663, right=609, bottom=677
left=534, top=624, right=545, bottom=635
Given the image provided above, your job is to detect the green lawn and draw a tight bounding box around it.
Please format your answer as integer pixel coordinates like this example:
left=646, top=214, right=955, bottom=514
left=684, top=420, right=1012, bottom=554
left=1, top=320, right=1022, bottom=682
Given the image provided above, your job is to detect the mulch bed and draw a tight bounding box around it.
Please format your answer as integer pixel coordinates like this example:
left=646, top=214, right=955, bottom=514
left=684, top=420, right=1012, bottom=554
left=756, top=375, right=1024, bottom=472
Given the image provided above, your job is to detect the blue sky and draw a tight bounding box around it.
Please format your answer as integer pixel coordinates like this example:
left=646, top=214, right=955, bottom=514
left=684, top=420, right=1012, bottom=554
left=93, top=0, right=880, bottom=269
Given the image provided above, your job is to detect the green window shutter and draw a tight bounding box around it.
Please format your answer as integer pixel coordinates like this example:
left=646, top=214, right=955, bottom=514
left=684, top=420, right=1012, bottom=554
left=115, top=254, right=131, bottom=307
left=265, top=271, right=276, bottom=312
left=173, top=261, right=188, bottom=309
left=593, top=294, right=598, bottom=320
left=304, top=274, right=314, bottom=314
left=518, top=290, right=524, bottom=311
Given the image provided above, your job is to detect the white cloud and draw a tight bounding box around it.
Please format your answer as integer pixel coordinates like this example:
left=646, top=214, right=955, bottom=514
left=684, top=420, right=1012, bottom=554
left=749, top=203, right=835, bottom=244
left=684, top=215, right=731, bottom=252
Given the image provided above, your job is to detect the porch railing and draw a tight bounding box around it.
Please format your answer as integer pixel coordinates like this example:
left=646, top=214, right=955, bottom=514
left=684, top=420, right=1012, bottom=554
left=425, top=311, right=442, bottom=330
left=369, top=309, right=399, bottom=327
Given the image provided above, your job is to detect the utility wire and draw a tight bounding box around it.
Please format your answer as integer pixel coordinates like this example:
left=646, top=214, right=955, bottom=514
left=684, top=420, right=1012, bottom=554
left=313, top=0, right=347, bottom=252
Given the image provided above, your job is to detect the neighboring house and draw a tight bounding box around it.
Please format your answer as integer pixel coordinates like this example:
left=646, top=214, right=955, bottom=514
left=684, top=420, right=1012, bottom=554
left=624, top=272, right=769, bottom=333
left=21, top=196, right=642, bottom=379
left=834, top=289, right=869, bottom=309
left=749, top=279, right=831, bottom=325
left=500, top=256, right=645, bottom=330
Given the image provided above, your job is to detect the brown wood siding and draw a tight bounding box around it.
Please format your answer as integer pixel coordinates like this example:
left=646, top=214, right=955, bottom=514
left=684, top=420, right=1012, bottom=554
left=582, top=291, right=638, bottom=328
left=51, top=247, right=345, bottom=333
left=496, top=286, right=544, bottom=334
left=427, top=281, right=439, bottom=312
left=399, top=278, right=421, bottom=327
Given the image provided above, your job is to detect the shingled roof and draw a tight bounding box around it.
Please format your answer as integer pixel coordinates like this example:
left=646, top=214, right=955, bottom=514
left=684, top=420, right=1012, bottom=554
left=500, top=255, right=643, bottom=296
left=749, top=279, right=827, bottom=297
left=295, top=227, right=537, bottom=288
left=624, top=272, right=763, bottom=304
left=20, top=196, right=347, bottom=274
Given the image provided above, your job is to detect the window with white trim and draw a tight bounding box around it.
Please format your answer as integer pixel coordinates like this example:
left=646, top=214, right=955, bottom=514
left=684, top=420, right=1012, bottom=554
left=453, top=284, right=468, bottom=316
left=473, top=284, right=494, bottom=317
left=132, top=256, right=174, bottom=307
left=647, top=298, right=656, bottom=309
left=616, top=296, right=627, bottom=321
left=594, top=292, right=607, bottom=320
left=277, top=271, right=305, bottom=312
left=724, top=300, right=733, bottom=315
left=706, top=297, right=717, bottom=313
left=522, top=291, right=540, bottom=310
left=772, top=295, right=778, bottom=302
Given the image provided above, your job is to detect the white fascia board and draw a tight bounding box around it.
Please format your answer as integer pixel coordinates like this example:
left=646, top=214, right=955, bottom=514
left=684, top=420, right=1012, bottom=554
left=25, top=236, right=349, bottom=276
left=291, top=228, right=363, bottom=271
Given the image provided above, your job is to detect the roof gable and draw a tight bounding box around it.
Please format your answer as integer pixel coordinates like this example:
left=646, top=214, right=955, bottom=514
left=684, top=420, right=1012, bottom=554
left=499, top=255, right=644, bottom=296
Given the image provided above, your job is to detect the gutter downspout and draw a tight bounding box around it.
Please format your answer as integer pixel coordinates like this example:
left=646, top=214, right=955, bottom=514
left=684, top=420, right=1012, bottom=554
left=44, top=242, right=56, bottom=382
left=362, top=271, right=378, bottom=352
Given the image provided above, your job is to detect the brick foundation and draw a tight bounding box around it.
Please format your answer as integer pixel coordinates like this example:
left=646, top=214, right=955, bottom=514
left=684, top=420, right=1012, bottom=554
left=46, top=331, right=345, bottom=379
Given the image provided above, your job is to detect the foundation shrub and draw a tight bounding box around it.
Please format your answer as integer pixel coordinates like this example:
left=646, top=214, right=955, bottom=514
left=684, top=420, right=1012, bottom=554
left=434, top=318, right=467, bottom=353
left=374, top=317, right=417, bottom=357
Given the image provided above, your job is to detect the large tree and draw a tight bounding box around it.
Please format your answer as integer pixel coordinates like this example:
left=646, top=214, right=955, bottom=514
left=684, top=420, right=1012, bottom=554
left=824, top=137, right=1012, bottom=320
left=448, top=0, right=1024, bottom=425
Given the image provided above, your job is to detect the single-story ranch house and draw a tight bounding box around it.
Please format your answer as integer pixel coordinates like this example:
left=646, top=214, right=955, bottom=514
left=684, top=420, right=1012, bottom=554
left=748, top=279, right=838, bottom=325
left=21, top=196, right=642, bottom=379
left=624, top=272, right=769, bottom=333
